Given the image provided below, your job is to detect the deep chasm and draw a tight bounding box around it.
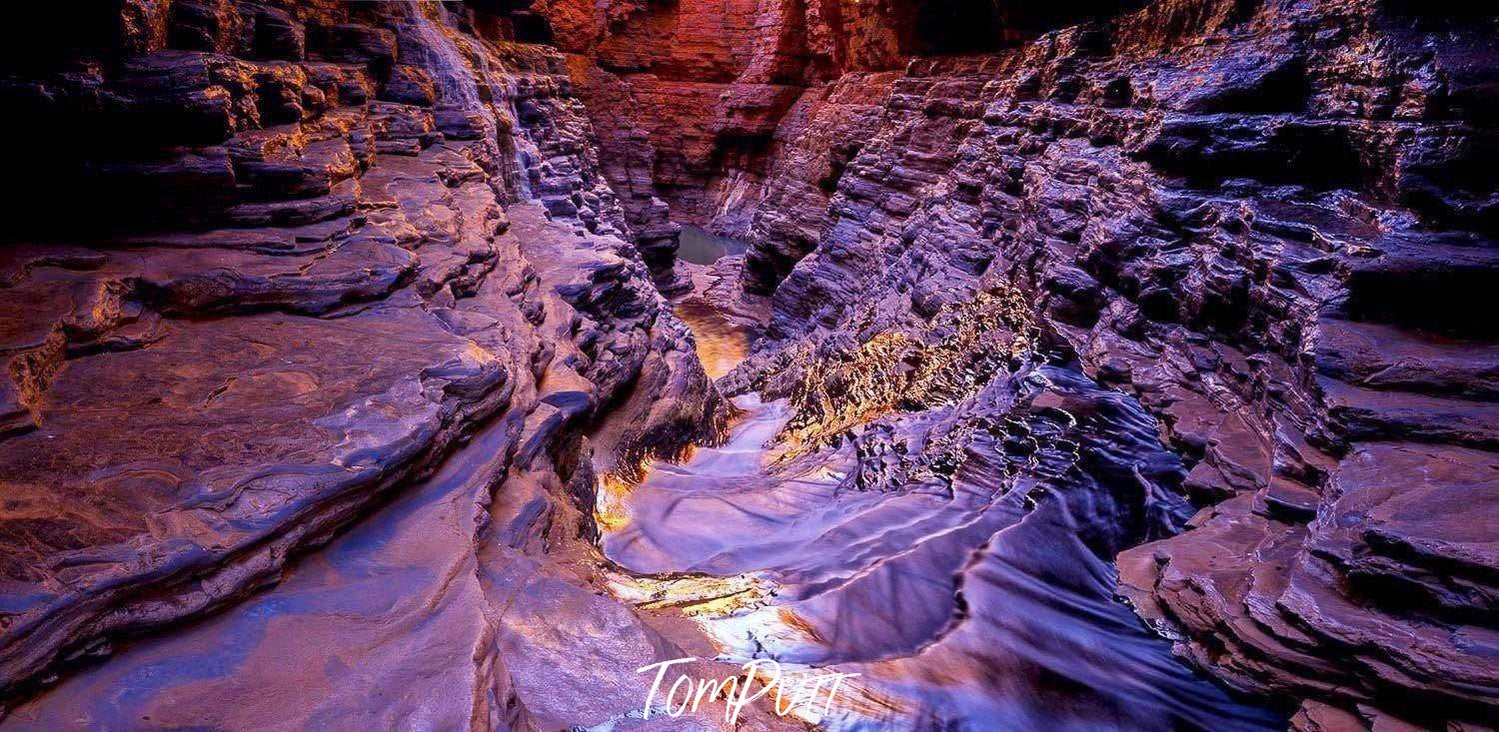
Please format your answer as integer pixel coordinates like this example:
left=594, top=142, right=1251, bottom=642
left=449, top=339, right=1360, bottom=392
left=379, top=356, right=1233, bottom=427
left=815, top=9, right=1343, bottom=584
left=0, top=0, right=1494, bottom=729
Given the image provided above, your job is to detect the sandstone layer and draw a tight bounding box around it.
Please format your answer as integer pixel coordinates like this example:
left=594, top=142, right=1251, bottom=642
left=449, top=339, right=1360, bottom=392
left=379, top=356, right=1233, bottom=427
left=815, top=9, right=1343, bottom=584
left=699, top=0, right=1497, bottom=726
left=0, top=0, right=1493, bottom=729
left=0, top=1, right=737, bottom=724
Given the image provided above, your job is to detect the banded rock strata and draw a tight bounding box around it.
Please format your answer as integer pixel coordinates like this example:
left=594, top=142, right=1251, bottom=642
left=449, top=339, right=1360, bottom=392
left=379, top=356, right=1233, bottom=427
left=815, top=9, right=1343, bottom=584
left=0, top=0, right=1493, bottom=728
left=698, top=0, right=1497, bottom=726
left=0, top=1, right=731, bottom=724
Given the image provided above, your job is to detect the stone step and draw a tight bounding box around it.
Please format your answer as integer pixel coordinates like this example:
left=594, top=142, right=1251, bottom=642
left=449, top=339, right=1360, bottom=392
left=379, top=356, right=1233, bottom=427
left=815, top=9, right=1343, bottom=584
left=1320, top=378, right=1499, bottom=450
left=1315, top=318, right=1499, bottom=400
left=1343, top=232, right=1499, bottom=336
left=1317, top=443, right=1498, bottom=621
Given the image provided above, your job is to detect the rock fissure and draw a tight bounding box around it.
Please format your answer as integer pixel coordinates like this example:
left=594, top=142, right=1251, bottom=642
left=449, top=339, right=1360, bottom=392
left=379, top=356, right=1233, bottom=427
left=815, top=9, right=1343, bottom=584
left=0, top=0, right=1493, bottom=728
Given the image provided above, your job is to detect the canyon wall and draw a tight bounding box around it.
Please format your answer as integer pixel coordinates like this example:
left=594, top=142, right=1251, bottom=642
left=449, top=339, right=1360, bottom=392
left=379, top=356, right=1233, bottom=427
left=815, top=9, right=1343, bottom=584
left=0, top=1, right=737, bottom=724
left=0, top=0, right=1493, bottom=727
left=696, top=0, right=1496, bottom=727
left=542, top=0, right=1141, bottom=291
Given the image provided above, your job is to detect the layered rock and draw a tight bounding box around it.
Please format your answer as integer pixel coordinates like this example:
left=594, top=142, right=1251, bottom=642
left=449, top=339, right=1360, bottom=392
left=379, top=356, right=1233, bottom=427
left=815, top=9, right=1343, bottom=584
left=0, top=0, right=732, bottom=722
left=535, top=0, right=1144, bottom=292
left=536, top=0, right=931, bottom=282
left=710, top=0, right=1496, bottom=725
left=0, top=0, right=1493, bottom=727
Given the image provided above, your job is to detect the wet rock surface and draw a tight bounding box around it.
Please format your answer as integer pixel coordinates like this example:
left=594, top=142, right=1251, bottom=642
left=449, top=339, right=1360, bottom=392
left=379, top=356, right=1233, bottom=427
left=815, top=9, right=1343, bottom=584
left=0, top=0, right=1494, bottom=728
left=705, top=0, right=1498, bottom=726
left=0, top=1, right=731, bottom=724
left=0, top=202, right=742, bottom=729
left=601, top=370, right=1285, bottom=728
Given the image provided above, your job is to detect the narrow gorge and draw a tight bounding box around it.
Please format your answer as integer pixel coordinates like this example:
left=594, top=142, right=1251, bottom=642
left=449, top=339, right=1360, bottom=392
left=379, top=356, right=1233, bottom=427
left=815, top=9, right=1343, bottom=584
left=0, top=0, right=1494, bottom=729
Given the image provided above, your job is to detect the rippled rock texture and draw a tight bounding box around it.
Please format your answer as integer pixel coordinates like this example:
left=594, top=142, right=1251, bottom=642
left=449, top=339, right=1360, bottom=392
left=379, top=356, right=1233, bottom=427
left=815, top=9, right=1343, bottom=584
left=0, top=1, right=733, bottom=725
left=1, top=0, right=1495, bottom=728
left=700, top=0, right=1497, bottom=727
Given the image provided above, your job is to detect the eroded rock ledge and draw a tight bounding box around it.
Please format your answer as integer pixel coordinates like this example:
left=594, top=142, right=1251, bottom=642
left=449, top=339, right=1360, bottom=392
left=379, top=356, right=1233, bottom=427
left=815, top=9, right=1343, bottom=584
left=698, top=0, right=1496, bottom=726
left=0, top=1, right=726, bottom=721
left=0, top=0, right=1493, bottom=727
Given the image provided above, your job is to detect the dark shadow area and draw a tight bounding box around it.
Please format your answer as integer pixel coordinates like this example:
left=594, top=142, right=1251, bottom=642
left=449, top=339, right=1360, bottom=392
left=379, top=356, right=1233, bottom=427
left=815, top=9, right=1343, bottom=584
left=464, top=0, right=555, bottom=44
left=898, top=0, right=1145, bottom=54
left=1343, top=233, right=1499, bottom=338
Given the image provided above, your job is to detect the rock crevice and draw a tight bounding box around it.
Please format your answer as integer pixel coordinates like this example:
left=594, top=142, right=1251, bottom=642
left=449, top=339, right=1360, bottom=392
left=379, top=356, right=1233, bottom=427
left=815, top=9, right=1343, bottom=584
left=0, top=0, right=1493, bottom=727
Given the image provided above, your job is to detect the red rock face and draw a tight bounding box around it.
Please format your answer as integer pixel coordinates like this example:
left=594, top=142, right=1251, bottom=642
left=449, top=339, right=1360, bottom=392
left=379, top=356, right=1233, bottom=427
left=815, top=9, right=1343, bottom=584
left=0, top=0, right=1494, bottom=728
left=546, top=0, right=1146, bottom=285
left=553, top=0, right=810, bottom=243
left=706, top=0, right=1497, bottom=726
left=541, top=0, right=957, bottom=262
left=0, top=1, right=736, bottom=724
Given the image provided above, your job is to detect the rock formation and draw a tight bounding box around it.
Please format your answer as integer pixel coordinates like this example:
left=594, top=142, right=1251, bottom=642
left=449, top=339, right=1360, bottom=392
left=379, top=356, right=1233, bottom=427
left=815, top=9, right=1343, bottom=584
left=0, top=0, right=1493, bottom=728
left=709, top=0, right=1497, bottom=727
left=0, top=2, right=735, bottom=725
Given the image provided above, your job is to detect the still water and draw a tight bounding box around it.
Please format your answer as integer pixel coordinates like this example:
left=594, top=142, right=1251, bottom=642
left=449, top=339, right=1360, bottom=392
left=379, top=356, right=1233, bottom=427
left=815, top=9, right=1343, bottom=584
left=677, top=225, right=747, bottom=264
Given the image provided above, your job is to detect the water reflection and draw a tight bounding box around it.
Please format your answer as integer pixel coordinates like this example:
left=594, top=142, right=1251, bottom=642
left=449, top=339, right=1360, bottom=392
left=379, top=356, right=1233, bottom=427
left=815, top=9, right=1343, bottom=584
left=677, top=225, right=747, bottom=265
left=601, top=306, right=1286, bottom=730
left=674, top=299, right=750, bottom=381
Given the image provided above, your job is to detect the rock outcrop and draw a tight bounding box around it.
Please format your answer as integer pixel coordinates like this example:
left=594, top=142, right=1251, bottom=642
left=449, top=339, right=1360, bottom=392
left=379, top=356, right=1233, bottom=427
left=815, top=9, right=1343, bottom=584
left=0, top=1, right=732, bottom=723
left=1, top=0, right=1494, bottom=728
left=707, top=0, right=1496, bottom=726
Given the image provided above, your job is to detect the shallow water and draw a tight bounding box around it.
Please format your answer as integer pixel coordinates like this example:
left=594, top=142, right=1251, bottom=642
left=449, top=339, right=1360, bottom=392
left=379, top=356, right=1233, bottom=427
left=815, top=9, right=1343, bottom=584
left=4, top=288, right=1283, bottom=730
left=674, top=299, right=749, bottom=380
left=676, top=225, right=747, bottom=265
left=601, top=319, right=1285, bottom=729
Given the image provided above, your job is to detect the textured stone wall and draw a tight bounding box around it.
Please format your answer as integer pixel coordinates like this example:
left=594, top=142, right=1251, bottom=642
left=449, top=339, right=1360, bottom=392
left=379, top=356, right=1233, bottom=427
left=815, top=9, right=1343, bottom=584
left=712, top=0, right=1497, bottom=725
left=0, top=0, right=727, bottom=718
left=540, top=0, right=1147, bottom=289
left=0, top=0, right=1493, bottom=726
